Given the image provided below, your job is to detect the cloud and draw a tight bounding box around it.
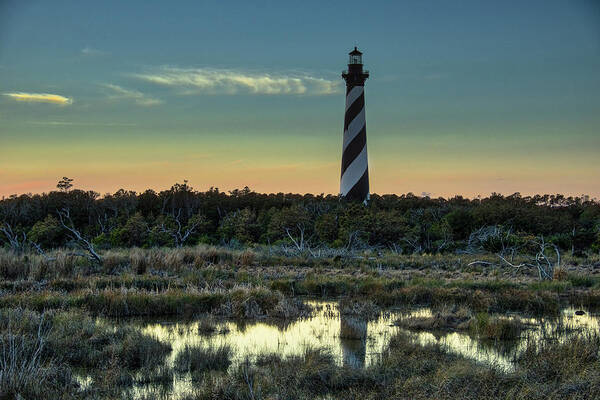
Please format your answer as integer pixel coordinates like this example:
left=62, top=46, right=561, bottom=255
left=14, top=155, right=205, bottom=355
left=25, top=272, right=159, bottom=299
left=103, top=84, right=162, bottom=106
left=81, top=46, right=107, bottom=56
left=133, top=67, right=341, bottom=95
left=3, top=92, right=72, bottom=105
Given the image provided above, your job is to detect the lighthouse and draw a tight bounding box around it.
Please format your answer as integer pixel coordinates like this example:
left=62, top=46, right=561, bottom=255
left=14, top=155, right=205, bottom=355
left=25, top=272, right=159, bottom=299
left=340, top=47, right=370, bottom=203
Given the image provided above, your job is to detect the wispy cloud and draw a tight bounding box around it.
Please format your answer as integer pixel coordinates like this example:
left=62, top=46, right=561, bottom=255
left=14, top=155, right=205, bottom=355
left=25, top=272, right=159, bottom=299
left=81, top=46, right=107, bottom=56
left=133, top=67, right=341, bottom=95
left=103, top=84, right=162, bottom=106
left=3, top=92, right=73, bottom=105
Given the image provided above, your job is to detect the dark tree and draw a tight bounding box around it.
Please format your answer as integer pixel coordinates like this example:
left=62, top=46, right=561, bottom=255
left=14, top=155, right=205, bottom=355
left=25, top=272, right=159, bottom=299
left=57, top=177, right=74, bottom=192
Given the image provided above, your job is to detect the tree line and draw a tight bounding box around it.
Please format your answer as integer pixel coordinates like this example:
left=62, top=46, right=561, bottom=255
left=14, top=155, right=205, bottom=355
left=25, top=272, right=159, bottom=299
left=1, top=179, right=599, bottom=256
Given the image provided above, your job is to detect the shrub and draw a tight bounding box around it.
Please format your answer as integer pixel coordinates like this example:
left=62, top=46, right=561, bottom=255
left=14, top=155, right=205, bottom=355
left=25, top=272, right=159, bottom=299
left=27, top=215, right=64, bottom=248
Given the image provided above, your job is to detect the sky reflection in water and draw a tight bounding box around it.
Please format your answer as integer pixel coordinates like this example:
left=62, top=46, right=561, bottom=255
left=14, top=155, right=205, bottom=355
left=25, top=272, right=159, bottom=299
left=121, top=300, right=599, bottom=399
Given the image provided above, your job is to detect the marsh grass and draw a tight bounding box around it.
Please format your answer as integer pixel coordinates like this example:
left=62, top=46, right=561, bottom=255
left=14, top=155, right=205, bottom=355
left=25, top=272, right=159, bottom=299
left=197, top=317, right=217, bottom=335
left=174, top=344, right=232, bottom=373
left=2, top=244, right=599, bottom=400
left=182, top=330, right=600, bottom=400
left=0, top=308, right=171, bottom=371
left=0, top=286, right=312, bottom=319
left=0, top=330, right=50, bottom=397
left=1, top=245, right=599, bottom=319
left=338, top=298, right=381, bottom=319
left=0, top=311, right=78, bottom=400
left=3, top=273, right=598, bottom=320
left=468, top=313, right=525, bottom=340
left=395, top=306, right=525, bottom=340
left=136, top=365, right=174, bottom=386
left=518, top=332, right=600, bottom=382
left=189, top=347, right=369, bottom=400
left=2, top=246, right=597, bottom=284
left=0, top=245, right=254, bottom=281
left=0, top=251, right=29, bottom=280
left=395, top=306, right=472, bottom=331
left=567, top=273, right=600, bottom=288
left=0, top=308, right=176, bottom=399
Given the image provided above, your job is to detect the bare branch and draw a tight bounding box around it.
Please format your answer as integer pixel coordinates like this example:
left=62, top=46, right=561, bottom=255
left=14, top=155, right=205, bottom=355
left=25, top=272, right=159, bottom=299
left=467, top=261, right=496, bottom=267
left=285, top=227, right=302, bottom=251
left=0, top=222, right=27, bottom=253
left=494, top=236, right=560, bottom=280
left=57, top=208, right=102, bottom=264
left=402, top=237, right=422, bottom=254
left=30, top=242, right=57, bottom=262
left=159, top=208, right=201, bottom=247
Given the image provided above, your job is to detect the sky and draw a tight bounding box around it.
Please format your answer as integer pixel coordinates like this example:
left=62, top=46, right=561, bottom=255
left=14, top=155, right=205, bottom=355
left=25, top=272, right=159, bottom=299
left=1, top=0, right=599, bottom=198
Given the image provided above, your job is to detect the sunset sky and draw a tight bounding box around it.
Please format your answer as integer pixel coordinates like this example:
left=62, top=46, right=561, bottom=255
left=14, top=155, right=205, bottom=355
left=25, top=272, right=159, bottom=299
left=1, top=0, right=599, bottom=198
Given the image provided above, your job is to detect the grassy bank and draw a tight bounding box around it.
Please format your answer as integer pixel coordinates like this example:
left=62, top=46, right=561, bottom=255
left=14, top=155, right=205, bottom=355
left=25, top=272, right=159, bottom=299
left=2, top=279, right=598, bottom=318
left=0, top=287, right=311, bottom=319
left=1, top=246, right=599, bottom=283
left=1, top=276, right=600, bottom=320
left=1, top=246, right=600, bottom=320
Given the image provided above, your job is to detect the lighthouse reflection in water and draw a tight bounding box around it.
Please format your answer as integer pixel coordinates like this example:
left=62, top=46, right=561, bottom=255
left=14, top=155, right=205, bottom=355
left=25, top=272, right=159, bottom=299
left=340, top=314, right=368, bottom=367
left=112, top=300, right=600, bottom=399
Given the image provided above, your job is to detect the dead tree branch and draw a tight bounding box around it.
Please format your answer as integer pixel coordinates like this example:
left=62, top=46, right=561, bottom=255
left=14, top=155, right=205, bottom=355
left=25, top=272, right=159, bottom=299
left=57, top=208, right=102, bottom=264
left=285, top=224, right=306, bottom=252
left=30, top=242, right=57, bottom=262
left=532, top=237, right=560, bottom=280
left=471, top=235, right=560, bottom=281
left=159, top=209, right=200, bottom=247
left=0, top=222, right=27, bottom=253
left=402, top=237, right=422, bottom=254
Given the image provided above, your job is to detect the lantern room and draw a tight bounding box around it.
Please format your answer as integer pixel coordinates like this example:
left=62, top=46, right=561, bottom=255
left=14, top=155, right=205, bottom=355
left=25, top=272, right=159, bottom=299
left=348, top=47, right=363, bottom=65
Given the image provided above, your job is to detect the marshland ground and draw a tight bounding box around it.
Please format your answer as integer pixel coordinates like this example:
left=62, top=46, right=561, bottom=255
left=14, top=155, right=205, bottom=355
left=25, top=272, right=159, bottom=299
left=1, top=186, right=600, bottom=398
left=1, top=246, right=600, bottom=400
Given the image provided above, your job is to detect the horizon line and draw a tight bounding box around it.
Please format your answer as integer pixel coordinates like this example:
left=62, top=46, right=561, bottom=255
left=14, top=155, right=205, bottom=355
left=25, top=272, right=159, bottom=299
left=2, top=186, right=597, bottom=203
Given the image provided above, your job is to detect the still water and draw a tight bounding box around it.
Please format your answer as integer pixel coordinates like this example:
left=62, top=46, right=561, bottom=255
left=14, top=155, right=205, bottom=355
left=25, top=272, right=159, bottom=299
left=86, top=300, right=600, bottom=399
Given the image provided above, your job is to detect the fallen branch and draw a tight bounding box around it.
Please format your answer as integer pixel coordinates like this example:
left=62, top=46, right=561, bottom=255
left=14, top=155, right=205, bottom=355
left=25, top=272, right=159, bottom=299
left=30, top=242, right=57, bottom=262
left=467, top=261, right=496, bottom=267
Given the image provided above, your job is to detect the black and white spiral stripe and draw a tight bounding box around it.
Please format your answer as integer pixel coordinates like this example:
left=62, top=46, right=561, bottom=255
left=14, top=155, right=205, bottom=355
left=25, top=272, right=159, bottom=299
left=340, top=85, right=369, bottom=202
